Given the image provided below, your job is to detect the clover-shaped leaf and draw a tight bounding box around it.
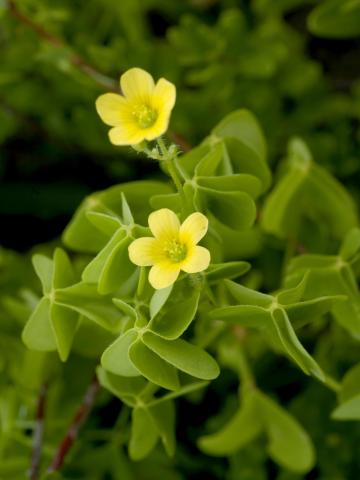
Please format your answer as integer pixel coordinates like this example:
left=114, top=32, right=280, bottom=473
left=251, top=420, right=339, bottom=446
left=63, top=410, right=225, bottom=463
left=286, top=245, right=360, bottom=339
left=55, top=282, right=122, bottom=332
left=210, top=278, right=343, bottom=380
left=129, top=339, right=180, bottom=391
left=96, top=366, right=146, bottom=407
left=262, top=138, right=357, bottom=239
left=22, top=249, right=79, bottom=362
left=142, top=332, right=219, bottom=381
left=101, top=328, right=140, bottom=377
left=148, top=281, right=200, bottom=340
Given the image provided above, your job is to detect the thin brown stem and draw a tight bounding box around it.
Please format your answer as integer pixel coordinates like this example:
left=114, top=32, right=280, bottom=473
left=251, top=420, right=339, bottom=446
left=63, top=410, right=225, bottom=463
left=29, top=383, right=48, bottom=480
left=7, top=0, right=117, bottom=91
left=47, top=376, right=100, bottom=473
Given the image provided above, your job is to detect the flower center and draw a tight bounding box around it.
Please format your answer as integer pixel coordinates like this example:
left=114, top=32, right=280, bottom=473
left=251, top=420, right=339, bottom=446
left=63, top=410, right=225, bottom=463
left=132, top=104, right=157, bottom=129
left=164, top=239, right=187, bottom=263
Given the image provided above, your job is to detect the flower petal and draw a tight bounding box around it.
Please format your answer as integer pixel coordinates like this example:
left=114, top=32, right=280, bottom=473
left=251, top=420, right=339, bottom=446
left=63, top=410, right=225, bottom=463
left=108, top=125, right=145, bottom=146
left=148, top=209, right=180, bottom=240
left=181, top=246, right=210, bottom=274
left=120, top=68, right=155, bottom=102
left=143, top=115, right=170, bottom=141
left=180, top=212, right=209, bottom=245
left=128, top=238, right=160, bottom=266
left=152, top=78, right=176, bottom=113
left=149, top=263, right=180, bottom=289
left=95, top=93, right=129, bottom=127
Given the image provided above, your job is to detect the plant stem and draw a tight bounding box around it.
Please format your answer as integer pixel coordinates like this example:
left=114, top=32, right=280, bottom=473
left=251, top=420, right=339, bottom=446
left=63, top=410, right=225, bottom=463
left=324, top=375, right=341, bottom=393
left=47, top=375, right=100, bottom=473
left=157, top=138, right=190, bottom=215
left=7, top=1, right=117, bottom=91
left=29, top=383, right=47, bottom=480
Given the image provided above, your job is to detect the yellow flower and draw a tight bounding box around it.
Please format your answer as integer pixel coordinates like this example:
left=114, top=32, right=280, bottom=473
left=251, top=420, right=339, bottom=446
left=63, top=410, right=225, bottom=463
left=95, top=67, right=176, bottom=146
left=128, top=209, right=211, bottom=290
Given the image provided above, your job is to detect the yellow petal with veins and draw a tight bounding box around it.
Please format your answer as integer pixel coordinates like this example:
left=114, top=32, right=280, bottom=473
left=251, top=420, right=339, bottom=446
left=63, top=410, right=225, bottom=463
left=181, top=246, right=210, bottom=273
left=128, top=237, right=161, bottom=266
left=120, top=68, right=155, bottom=102
left=95, top=93, right=129, bottom=127
left=148, top=208, right=180, bottom=240
left=152, top=78, right=176, bottom=113
left=180, top=212, right=209, bottom=245
left=149, top=263, right=180, bottom=290
left=108, top=125, right=145, bottom=146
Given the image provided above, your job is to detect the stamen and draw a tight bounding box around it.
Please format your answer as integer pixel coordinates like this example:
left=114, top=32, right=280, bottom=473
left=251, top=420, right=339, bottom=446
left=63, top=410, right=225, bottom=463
left=164, top=239, right=187, bottom=263
left=132, top=104, right=157, bottom=129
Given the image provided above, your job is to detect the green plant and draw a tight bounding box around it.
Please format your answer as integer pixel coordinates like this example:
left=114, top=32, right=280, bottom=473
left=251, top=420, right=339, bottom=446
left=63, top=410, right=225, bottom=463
left=1, top=2, right=360, bottom=479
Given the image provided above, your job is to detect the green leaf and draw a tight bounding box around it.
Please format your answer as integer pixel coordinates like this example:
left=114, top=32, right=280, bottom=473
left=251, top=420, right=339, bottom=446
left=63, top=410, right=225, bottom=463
left=142, top=332, right=220, bottom=380
left=147, top=400, right=176, bottom=456
left=86, top=211, right=122, bottom=236
left=113, top=298, right=137, bottom=320
left=121, top=192, right=134, bottom=224
left=197, top=174, right=262, bottom=198
left=271, top=308, right=324, bottom=380
left=255, top=391, right=315, bottom=473
left=150, top=192, right=181, bottom=212
left=195, top=142, right=224, bottom=176
left=286, top=256, right=360, bottom=339
left=212, top=109, right=267, bottom=168
left=332, top=395, right=360, bottom=420
left=225, top=280, right=272, bottom=308
left=22, top=297, right=56, bottom=351
left=129, top=407, right=159, bottom=461
left=96, top=367, right=146, bottom=406
left=340, top=228, right=360, bottom=262
left=308, top=0, right=360, bottom=38
left=339, top=363, right=360, bottom=403
left=50, top=303, right=79, bottom=361
left=52, top=248, right=76, bottom=289
left=55, top=282, right=121, bottom=331
left=148, top=283, right=200, bottom=339
left=32, top=254, right=54, bottom=294
left=72, top=318, right=117, bottom=358
left=261, top=162, right=306, bottom=237
left=82, top=229, right=135, bottom=295
left=198, top=392, right=262, bottom=455
left=63, top=181, right=172, bottom=253
left=224, top=138, right=271, bottom=192
left=307, top=162, right=358, bottom=238
left=149, top=285, right=173, bottom=319
left=276, top=274, right=308, bottom=305
left=98, top=236, right=134, bottom=295
left=101, top=329, right=140, bottom=377
left=205, top=262, right=250, bottom=282
left=285, top=295, right=346, bottom=328
left=129, top=340, right=180, bottom=391
left=201, top=187, right=256, bottom=230
left=210, top=304, right=270, bottom=327
left=179, top=144, right=211, bottom=177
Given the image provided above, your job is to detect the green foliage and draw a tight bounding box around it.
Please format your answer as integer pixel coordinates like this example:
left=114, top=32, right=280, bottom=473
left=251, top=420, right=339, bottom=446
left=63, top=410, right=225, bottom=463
left=1, top=1, right=360, bottom=479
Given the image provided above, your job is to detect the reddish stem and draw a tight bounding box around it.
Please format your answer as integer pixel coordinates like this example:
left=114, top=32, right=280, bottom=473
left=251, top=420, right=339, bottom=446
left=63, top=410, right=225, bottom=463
left=47, top=376, right=100, bottom=473
left=29, top=384, right=48, bottom=480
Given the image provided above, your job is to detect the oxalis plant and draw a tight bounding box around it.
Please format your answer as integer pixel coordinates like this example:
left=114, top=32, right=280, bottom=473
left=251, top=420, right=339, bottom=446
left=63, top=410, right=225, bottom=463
left=2, top=67, right=360, bottom=479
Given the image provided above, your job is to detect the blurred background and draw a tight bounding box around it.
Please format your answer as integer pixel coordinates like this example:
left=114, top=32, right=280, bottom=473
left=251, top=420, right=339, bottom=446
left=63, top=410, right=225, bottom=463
left=1, top=0, right=359, bottom=252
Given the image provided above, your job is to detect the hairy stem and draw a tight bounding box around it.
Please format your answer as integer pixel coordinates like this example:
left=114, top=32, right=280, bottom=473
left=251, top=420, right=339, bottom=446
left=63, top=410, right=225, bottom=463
left=47, top=375, right=100, bottom=473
